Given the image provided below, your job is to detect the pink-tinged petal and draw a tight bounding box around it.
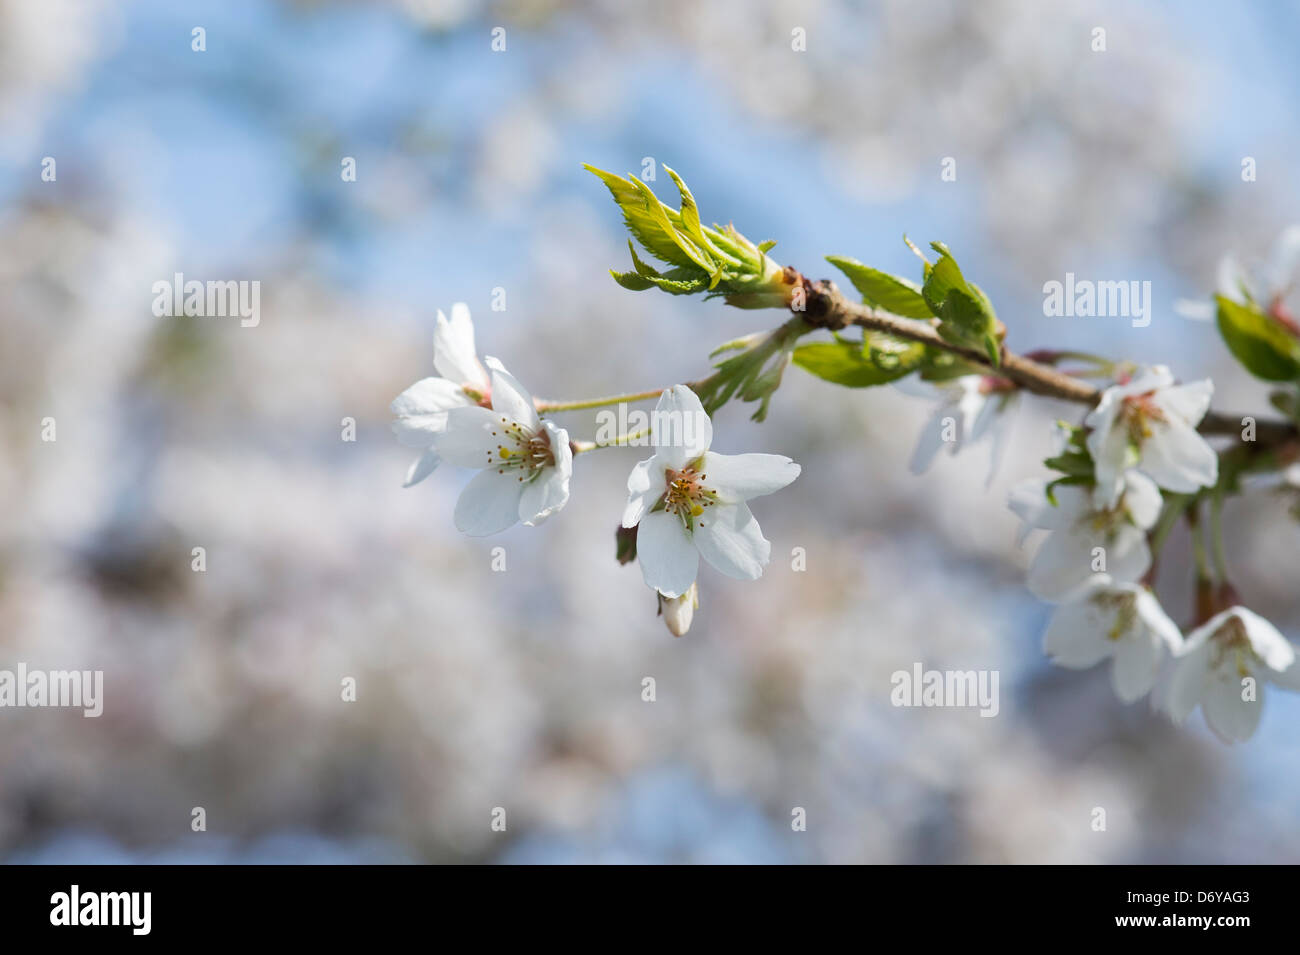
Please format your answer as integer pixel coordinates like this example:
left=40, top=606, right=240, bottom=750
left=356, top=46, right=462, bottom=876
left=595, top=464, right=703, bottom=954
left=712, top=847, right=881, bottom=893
left=636, top=510, right=699, bottom=598
left=433, top=303, right=489, bottom=390
left=434, top=406, right=515, bottom=468
left=1110, top=628, right=1162, bottom=703
left=519, top=422, right=572, bottom=526
left=701, top=451, right=800, bottom=503
left=453, top=468, right=525, bottom=536
left=693, top=501, right=770, bottom=581
left=1157, top=379, right=1213, bottom=427
left=487, top=362, right=540, bottom=431
left=1140, top=416, right=1218, bottom=493
left=1042, top=593, right=1116, bottom=669
left=623, top=456, right=664, bottom=528
left=403, top=450, right=440, bottom=488
left=1202, top=667, right=1263, bottom=742
left=651, top=385, right=712, bottom=470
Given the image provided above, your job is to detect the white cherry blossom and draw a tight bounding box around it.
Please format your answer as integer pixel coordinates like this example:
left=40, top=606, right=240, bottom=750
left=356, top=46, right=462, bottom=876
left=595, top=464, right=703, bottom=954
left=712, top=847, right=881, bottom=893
left=434, top=363, right=572, bottom=536
left=1163, top=606, right=1300, bottom=742
left=390, top=303, right=492, bottom=487
left=1084, top=365, right=1217, bottom=509
left=902, top=374, right=1018, bottom=485
left=1009, top=470, right=1161, bottom=602
left=622, top=385, right=800, bottom=598
left=1042, top=576, right=1182, bottom=702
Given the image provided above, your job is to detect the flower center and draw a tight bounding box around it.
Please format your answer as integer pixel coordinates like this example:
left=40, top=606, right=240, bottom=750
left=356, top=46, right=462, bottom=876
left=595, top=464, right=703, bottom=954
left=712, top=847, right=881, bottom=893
left=1210, top=617, right=1255, bottom=679
left=489, top=417, right=554, bottom=482
left=1093, top=591, right=1137, bottom=641
left=1120, top=392, right=1166, bottom=444
left=662, top=464, right=717, bottom=529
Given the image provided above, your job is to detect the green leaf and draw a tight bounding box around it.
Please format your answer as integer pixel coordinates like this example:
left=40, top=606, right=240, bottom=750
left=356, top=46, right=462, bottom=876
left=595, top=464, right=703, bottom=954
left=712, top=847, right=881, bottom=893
left=919, top=243, right=1000, bottom=367
left=585, top=164, right=698, bottom=269
left=1043, top=449, right=1094, bottom=479
left=1215, top=295, right=1300, bottom=382
left=936, top=288, right=1001, bottom=366
left=825, top=256, right=933, bottom=318
left=792, top=341, right=916, bottom=387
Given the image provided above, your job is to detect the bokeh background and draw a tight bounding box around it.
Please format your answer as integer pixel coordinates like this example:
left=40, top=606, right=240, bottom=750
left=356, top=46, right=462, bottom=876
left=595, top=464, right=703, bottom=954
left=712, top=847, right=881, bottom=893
left=2, top=0, right=1299, bottom=864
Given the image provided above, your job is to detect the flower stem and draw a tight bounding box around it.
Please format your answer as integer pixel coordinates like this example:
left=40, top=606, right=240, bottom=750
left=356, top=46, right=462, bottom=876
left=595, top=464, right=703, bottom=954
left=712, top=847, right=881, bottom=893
left=1209, top=490, right=1230, bottom=583
left=536, top=389, right=665, bottom=413
left=571, top=427, right=653, bottom=455
left=1186, top=502, right=1211, bottom=582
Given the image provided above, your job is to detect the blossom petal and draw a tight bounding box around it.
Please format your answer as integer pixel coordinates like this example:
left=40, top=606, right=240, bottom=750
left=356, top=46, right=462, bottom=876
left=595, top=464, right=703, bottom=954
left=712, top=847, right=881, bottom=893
left=1235, top=606, right=1296, bottom=672
left=433, top=303, right=489, bottom=390
left=519, top=422, right=572, bottom=525
left=1103, top=524, right=1153, bottom=587
left=909, top=398, right=958, bottom=474
left=434, top=406, right=511, bottom=468
left=487, top=362, right=540, bottom=432
left=1140, top=416, right=1218, bottom=493
left=453, top=468, right=525, bottom=536
left=1203, top=669, right=1262, bottom=742
left=651, top=385, right=712, bottom=470
left=1163, top=640, right=1211, bottom=723
left=623, top=456, right=663, bottom=528
left=701, top=451, right=800, bottom=503
left=1266, top=226, right=1300, bottom=294
left=1110, top=628, right=1162, bottom=702
left=403, top=450, right=440, bottom=488
left=1121, top=470, right=1163, bottom=531
left=1157, top=379, right=1213, bottom=427
left=1043, top=595, right=1116, bottom=668
left=1084, top=396, right=1129, bottom=510
left=1008, top=479, right=1062, bottom=544
left=693, top=501, right=770, bottom=581
left=391, top=377, right=472, bottom=447
left=636, top=510, right=699, bottom=598
left=1134, top=588, right=1183, bottom=653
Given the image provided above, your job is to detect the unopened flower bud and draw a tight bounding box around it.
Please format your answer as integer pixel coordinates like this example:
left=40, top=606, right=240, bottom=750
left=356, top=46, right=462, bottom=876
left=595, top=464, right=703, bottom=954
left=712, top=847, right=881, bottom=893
left=658, top=583, right=699, bottom=637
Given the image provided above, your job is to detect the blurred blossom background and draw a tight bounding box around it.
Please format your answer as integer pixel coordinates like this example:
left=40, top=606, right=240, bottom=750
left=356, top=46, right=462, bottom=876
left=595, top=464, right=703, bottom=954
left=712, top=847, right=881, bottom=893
left=2, top=0, right=1299, bottom=865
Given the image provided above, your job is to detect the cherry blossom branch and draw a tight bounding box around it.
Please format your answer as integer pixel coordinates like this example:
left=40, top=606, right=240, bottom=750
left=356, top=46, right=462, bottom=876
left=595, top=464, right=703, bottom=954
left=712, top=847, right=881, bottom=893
left=799, top=277, right=1299, bottom=448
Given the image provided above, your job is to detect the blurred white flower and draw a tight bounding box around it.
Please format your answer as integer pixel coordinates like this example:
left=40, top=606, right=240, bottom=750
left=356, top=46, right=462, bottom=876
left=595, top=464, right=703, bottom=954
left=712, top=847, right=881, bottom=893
left=903, top=374, right=1018, bottom=485
left=390, top=304, right=492, bottom=488
left=622, top=385, right=800, bottom=598
left=1085, top=365, right=1216, bottom=509
left=434, top=363, right=572, bottom=536
left=1176, top=227, right=1300, bottom=322
left=1009, top=471, right=1161, bottom=602
left=1043, top=577, right=1181, bottom=702
left=1164, top=606, right=1300, bottom=742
